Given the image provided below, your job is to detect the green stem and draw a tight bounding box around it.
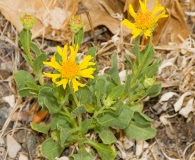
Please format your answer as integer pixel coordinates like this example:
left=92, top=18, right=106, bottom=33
left=62, top=107, right=78, bottom=128
left=26, top=29, right=33, bottom=67
left=68, top=82, right=82, bottom=127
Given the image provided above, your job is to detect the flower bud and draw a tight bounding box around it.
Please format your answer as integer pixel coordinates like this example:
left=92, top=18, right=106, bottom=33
left=144, top=76, right=156, bottom=88
left=69, top=15, right=83, bottom=34
left=103, top=98, right=115, bottom=108
left=20, top=13, right=37, bottom=30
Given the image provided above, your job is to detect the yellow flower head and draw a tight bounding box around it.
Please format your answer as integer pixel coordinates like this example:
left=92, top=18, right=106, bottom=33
left=43, top=44, right=96, bottom=92
left=122, top=0, right=168, bottom=38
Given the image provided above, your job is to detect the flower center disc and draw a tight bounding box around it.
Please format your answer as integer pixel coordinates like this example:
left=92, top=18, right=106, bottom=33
left=135, top=12, right=154, bottom=30
left=61, top=61, right=79, bottom=79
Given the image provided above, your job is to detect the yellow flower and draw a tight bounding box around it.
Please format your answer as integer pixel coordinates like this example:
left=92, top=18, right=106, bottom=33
left=43, top=44, right=96, bottom=92
left=122, top=0, right=168, bottom=38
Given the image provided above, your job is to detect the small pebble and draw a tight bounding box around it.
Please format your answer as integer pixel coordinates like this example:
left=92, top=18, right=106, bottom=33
left=7, top=134, right=21, bottom=158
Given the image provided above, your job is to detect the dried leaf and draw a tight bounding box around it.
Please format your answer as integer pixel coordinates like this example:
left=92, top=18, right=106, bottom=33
left=159, top=92, right=178, bottom=103
left=174, top=91, right=193, bottom=112
left=179, top=98, right=194, bottom=118
left=32, top=110, right=49, bottom=123
left=81, top=0, right=123, bottom=34
left=0, top=0, right=78, bottom=41
left=2, top=95, right=15, bottom=108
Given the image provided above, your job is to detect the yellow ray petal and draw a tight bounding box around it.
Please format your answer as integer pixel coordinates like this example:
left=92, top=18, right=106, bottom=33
left=43, top=55, right=61, bottom=70
left=79, top=55, right=95, bottom=69
left=131, top=28, right=143, bottom=39
left=139, top=0, right=147, bottom=13
left=55, top=78, right=68, bottom=89
left=69, top=45, right=79, bottom=61
left=122, top=19, right=136, bottom=30
left=71, top=78, right=85, bottom=92
left=129, top=4, right=136, bottom=18
left=79, top=68, right=95, bottom=79
left=43, top=72, right=61, bottom=82
left=143, top=29, right=151, bottom=38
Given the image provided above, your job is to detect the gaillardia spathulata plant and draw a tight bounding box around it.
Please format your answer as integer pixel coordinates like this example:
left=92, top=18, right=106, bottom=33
left=14, top=1, right=168, bottom=160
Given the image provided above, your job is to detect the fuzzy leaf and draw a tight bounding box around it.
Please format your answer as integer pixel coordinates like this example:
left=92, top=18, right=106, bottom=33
left=108, top=54, right=120, bottom=85
left=19, top=29, right=31, bottom=55
left=41, top=138, right=64, bottom=160
left=70, top=148, right=94, bottom=160
left=13, top=70, right=39, bottom=97
left=76, top=86, right=92, bottom=104
left=86, top=46, right=97, bottom=57
left=99, top=129, right=116, bottom=144
left=75, top=28, right=84, bottom=46
left=85, top=140, right=117, bottom=160
left=30, top=122, right=50, bottom=134
left=81, top=119, right=92, bottom=134
left=107, top=84, right=125, bottom=100
left=30, top=42, right=42, bottom=56
left=38, top=87, right=60, bottom=113
left=125, top=121, right=156, bottom=140
left=133, top=112, right=152, bottom=126
left=96, top=106, right=133, bottom=129
left=33, top=53, right=47, bottom=74
left=145, top=84, right=161, bottom=97
left=71, top=105, right=86, bottom=118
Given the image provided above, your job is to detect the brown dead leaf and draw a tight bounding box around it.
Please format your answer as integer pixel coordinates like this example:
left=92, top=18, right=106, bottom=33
left=124, top=0, right=190, bottom=45
left=80, top=0, right=124, bottom=34
left=0, top=0, right=78, bottom=42
left=32, top=110, right=49, bottom=123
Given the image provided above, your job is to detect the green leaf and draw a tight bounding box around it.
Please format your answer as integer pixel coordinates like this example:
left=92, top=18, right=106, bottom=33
left=14, top=70, right=37, bottom=89
left=144, top=84, right=161, bottom=97
left=108, top=54, right=120, bottom=85
left=30, top=42, right=42, bottom=56
left=140, top=44, right=154, bottom=70
left=41, top=138, right=64, bottom=160
left=18, top=88, right=38, bottom=97
left=124, top=74, right=131, bottom=93
left=94, top=77, right=106, bottom=108
left=95, top=77, right=106, bottom=98
left=33, top=53, right=47, bottom=74
left=129, top=104, right=143, bottom=112
left=132, top=35, right=140, bottom=57
left=75, top=28, right=84, bottom=46
left=86, top=46, right=97, bottom=57
left=71, top=105, right=86, bottom=118
left=81, top=119, right=92, bottom=134
left=13, top=70, right=39, bottom=97
left=51, top=114, right=71, bottom=130
left=19, top=29, right=31, bottom=55
left=59, top=126, right=80, bottom=146
left=38, top=87, right=60, bottom=113
left=125, top=121, right=156, bottom=140
left=142, top=58, right=161, bottom=78
left=30, top=122, right=50, bottom=134
left=107, top=84, right=125, bottom=100
left=53, top=85, right=66, bottom=104
left=85, top=140, right=117, bottom=160
left=76, top=86, right=92, bottom=104
left=124, top=53, right=133, bottom=69
left=70, top=148, right=94, bottom=160
left=99, top=129, right=116, bottom=144
left=133, top=112, right=152, bottom=126
left=96, top=106, right=134, bottom=129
